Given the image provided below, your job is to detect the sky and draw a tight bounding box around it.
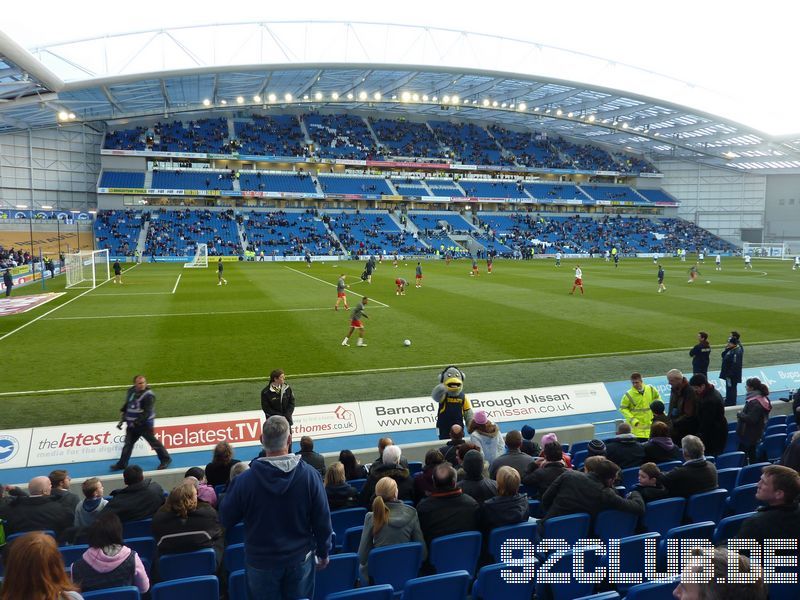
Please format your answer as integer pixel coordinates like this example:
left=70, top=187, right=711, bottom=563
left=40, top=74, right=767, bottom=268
left=4, top=0, right=800, bottom=136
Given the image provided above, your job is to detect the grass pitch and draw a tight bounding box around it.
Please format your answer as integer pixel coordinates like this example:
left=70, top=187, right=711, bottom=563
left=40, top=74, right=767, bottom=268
left=1, top=257, right=798, bottom=428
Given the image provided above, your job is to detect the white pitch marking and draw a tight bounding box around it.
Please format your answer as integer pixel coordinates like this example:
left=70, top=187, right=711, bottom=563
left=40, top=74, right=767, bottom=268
left=0, top=264, right=139, bottom=344
left=284, top=266, right=390, bottom=307
left=45, top=305, right=389, bottom=321
left=172, top=273, right=182, bottom=294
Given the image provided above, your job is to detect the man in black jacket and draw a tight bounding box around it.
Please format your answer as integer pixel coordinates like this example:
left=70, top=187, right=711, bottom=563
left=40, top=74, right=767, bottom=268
left=48, top=469, right=80, bottom=513
left=102, top=465, right=165, bottom=522
left=0, top=476, right=73, bottom=536
left=667, top=369, right=699, bottom=445
left=689, top=331, right=711, bottom=376
left=662, top=435, right=718, bottom=498
left=296, top=436, right=326, bottom=478
left=261, top=369, right=296, bottom=426
left=689, top=374, right=728, bottom=456
left=359, top=445, right=413, bottom=507
left=736, top=465, right=800, bottom=555
left=604, top=422, right=646, bottom=469
left=720, top=332, right=744, bottom=406
left=417, top=463, right=479, bottom=547
left=110, top=375, right=171, bottom=471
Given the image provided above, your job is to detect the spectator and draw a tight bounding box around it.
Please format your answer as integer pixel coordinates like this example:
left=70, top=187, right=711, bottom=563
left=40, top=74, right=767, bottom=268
left=357, top=477, right=426, bottom=582
left=643, top=421, right=681, bottom=464
left=489, top=430, right=535, bottom=479
left=184, top=467, right=218, bottom=507
left=455, top=442, right=487, bottom=481
left=71, top=512, right=149, bottom=595
left=689, top=373, right=728, bottom=456
left=102, top=465, right=165, bottom=523
left=720, top=332, right=744, bottom=407
left=520, top=425, right=541, bottom=457
left=152, top=479, right=224, bottom=565
left=523, top=441, right=568, bottom=498
left=604, top=422, right=646, bottom=469
left=541, top=457, right=644, bottom=522
left=296, top=436, right=326, bottom=478
left=662, top=435, right=718, bottom=498
left=414, top=449, right=445, bottom=503
left=689, top=331, right=711, bottom=377
left=0, top=532, right=82, bottom=600
left=736, top=465, right=800, bottom=550
left=339, top=449, right=368, bottom=481
left=370, top=437, right=396, bottom=471
left=438, top=425, right=464, bottom=467
left=780, top=431, right=800, bottom=473
left=457, top=449, right=497, bottom=505
left=417, top=463, right=479, bottom=547
left=538, top=432, right=573, bottom=467
left=260, top=368, right=296, bottom=425
left=480, top=466, right=528, bottom=534
left=49, top=470, right=80, bottom=513
left=74, top=477, right=108, bottom=529
left=667, top=369, right=699, bottom=444
left=324, top=462, right=359, bottom=510
left=0, top=476, right=73, bottom=536
left=205, top=441, right=240, bottom=488
left=619, top=372, right=660, bottom=439
left=230, top=461, right=249, bottom=481
left=672, top=546, right=766, bottom=600
left=359, top=445, right=414, bottom=507
left=586, top=439, right=607, bottom=458
left=219, top=416, right=332, bottom=600
left=627, top=462, right=668, bottom=503
left=468, top=411, right=504, bottom=465
left=737, top=377, right=772, bottom=464
left=649, top=400, right=670, bottom=428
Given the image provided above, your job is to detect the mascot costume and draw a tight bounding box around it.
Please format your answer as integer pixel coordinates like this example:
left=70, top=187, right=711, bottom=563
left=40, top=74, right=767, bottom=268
left=432, top=365, right=474, bottom=440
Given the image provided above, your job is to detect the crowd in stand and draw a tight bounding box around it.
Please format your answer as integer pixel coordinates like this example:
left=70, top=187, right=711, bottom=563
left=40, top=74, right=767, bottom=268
left=144, top=209, right=239, bottom=257
left=94, top=210, right=141, bottom=256
left=235, top=115, right=309, bottom=158
left=0, top=246, right=32, bottom=268
left=245, top=210, right=339, bottom=256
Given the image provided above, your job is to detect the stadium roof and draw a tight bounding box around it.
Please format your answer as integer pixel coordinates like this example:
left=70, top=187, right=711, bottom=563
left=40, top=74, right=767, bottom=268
left=2, top=21, right=799, bottom=174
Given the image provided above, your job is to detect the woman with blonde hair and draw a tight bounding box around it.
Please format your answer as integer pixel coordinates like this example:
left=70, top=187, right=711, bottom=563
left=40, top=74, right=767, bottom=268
left=479, top=466, right=529, bottom=534
left=357, top=476, right=426, bottom=581
left=151, top=479, right=224, bottom=566
left=0, top=531, right=82, bottom=600
left=324, top=462, right=359, bottom=510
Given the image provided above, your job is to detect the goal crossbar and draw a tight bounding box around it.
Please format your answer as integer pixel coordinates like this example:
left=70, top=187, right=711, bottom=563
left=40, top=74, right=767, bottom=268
left=65, top=249, right=110, bottom=289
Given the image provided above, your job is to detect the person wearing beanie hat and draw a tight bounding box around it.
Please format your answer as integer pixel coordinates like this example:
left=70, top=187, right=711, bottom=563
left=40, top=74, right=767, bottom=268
left=540, top=432, right=558, bottom=447
left=468, top=412, right=505, bottom=465
left=520, top=425, right=540, bottom=457
left=689, top=373, right=728, bottom=456
left=587, top=439, right=607, bottom=458
left=536, top=433, right=573, bottom=468
left=457, top=449, right=497, bottom=505
left=620, top=372, right=661, bottom=439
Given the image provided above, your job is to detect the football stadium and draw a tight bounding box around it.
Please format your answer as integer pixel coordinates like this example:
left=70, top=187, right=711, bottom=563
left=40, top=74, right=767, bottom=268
left=1, top=5, right=799, bottom=599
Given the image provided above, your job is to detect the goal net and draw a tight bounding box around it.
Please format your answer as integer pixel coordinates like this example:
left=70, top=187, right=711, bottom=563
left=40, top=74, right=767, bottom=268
left=184, top=243, right=209, bottom=268
left=742, top=242, right=788, bottom=260
left=65, top=249, right=110, bottom=289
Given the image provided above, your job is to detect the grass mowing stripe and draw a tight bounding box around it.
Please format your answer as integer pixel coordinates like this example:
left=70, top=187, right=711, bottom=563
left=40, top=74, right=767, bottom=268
left=0, top=263, right=139, bottom=343
left=44, top=306, right=389, bottom=321
left=284, top=265, right=391, bottom=308
left=4, top=335, right=800, bottom=397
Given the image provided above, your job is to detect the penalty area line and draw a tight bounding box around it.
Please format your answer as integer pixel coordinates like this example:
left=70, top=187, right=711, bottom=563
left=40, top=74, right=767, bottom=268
left=172, top=273, right=182, bottom=294
left=284, top=266, right=390, bottom=307
left=6, top=334, right=800, bottom=397
left=44, top=305, right=389, bottom=321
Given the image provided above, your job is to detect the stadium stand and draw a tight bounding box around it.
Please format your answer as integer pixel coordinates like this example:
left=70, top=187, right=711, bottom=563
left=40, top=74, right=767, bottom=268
left=487, top=125, right=570, bottom=169
left=239, top=172, right=318, bottom=194
left=94, top=210, right=144, bottom=256
left=324, top=211, right=428, bottom=256
left=305, top=113, right=383, bottom=160
left=370, top=118, right=442, bottom=158
left=151, top=170, right=235, bottom=191
left=428, top=121, right=507, bottom=165
left=104, top=126, right=147, bottom=151
left=524, top=182, right=590, bottom=202
left=99, top=171, right=145, bottom=189
left=458, top=180, right=528, bottom=199
left=580, top=184, right=645, bottom=203
left=243, top=210, right=337, bottom=256
left=317, top=175, right=392, bottom=196
left=551, top=137, right=620, bottom=172
left=233, top=115, right=308, bottom=158
left=144, top=209, right=240, bottom=256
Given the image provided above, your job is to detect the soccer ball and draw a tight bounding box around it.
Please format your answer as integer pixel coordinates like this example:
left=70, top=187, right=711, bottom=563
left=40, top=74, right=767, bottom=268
left=706, top=280, right=711, bottom=284
left=403, top=339, right=412, bottom=347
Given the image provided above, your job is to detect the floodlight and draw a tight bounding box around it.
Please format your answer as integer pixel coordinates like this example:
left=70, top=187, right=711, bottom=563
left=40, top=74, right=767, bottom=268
left=268, top=93, right=277, bottom=102
left=556, top=109, right=563, bottom=116
left=422, top=94, right=428, bottom=101
left=501, top=102, right=507, bottom=108
left=315, top=92, right=323, bottom=100
left=358, top=91, right=367, bottom=100
left=202, top=99, right=211, bottom=106
left=588, top=114, right=595, bottom=122
left=332, top=92, right=339, bottom=100
left=622, top=122, right=629, bottom=129
left=58, top=111, right=69, bottom=120
left=220, top=99, right=227, bottom=105
left=401, top=91, right=411, bottom=101
left=492, top=101, right=498, bottom=107
left=253, top=95, right=262, bottom=102
left=284, top=93, right=293, bottom=102
left=518, top=103, right=527, bottom=111
left=482, top=99, right=490, bottom=107
left=411, top=93, right=419, bottom=101
left=567, top=111, right=573, bottom=117
left=236, top=96, right=244, bottom=104
left=443, top=95, right=450, bottom=104
left=452, top=95, right=459, bottom=104
left=373, top=92, right=381, bottom=100
left=347, top=93, right=354, bottom=100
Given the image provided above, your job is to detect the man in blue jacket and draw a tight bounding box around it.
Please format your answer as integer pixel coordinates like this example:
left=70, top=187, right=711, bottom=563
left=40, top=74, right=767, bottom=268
left=220, top=416, right=332, bottom=599
left=720, top=331, right=744, bottom=406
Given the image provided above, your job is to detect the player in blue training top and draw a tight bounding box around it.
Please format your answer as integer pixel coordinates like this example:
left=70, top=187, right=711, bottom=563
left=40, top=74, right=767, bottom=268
left=217, top=258, right=228, bottom=286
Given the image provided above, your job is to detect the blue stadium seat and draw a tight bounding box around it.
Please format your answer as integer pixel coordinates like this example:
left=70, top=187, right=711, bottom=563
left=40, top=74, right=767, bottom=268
left=226, top=522, right=244, bottom=546
left=313, top=552, right=359, bottom=600
left=407, top=462, right=423, bottom=476
left=658, top=522, right=715, bottom=562
left=121, top=519, right=152, bottom=540
left=528, top=499, right=542, bottom=518
left=570, top=440, right=591, bottom=455
left=759, top=434, right=786, bottom=462
left=724, top=431, right=740, bottom=454
left=624, top=579, right=677, bottom=600
left=712, top=512, right=756, bottom=545
left=59, top=544, right=88, bottom=568
left=158, top=548, right=217, bottom=581
left=228, top=569, right=246, bottom=600
left=716, top=468, right=741, bottom=492
left=685, top=489, right=729, bottom=523
left=331, top=508, right=367, bottom=550
left=593, top=510, right=638, bottom=542
left=655, top=461, right=682, bottom=473
left=726, top=483, right=761, bottom=515
left=539, top=513, right=590, bottom=548
left=347, top=478, right=367, bottom=493
left=327, top=584, right=394, bottom=600
left=367, top=542, right=424, bottom=589
left=429, top=531, right=482, bottom=577
left=767, top=414, right=787, bottom=428
left=124, top=537, right=156, bottom=566
left=488, top=521, right=537, bottom=563
left=82, top=586, right=140, bottom=599
left=643, top=498, right=685, bottom=536
left=151, top=575, right=218, bottom=600
left=473, top=562, right=536, bottom=600
left=765, top=424, right=787, bottom=438
left=402, top=570, right=470, bottom=600
left=620, top=467, right=640, bottom=491
left=224, top=543, right=245, bottom=573
left=536, top=547, right=602, bottom=600
left=343, top=526, right=363, bottom=554
left=614, top=533, right=661, bottom=595
left=572, top=450, right=588, bottom=469
left=736, top=463, right=770, bottom=487
left=715, top=451, right=746, bottom=470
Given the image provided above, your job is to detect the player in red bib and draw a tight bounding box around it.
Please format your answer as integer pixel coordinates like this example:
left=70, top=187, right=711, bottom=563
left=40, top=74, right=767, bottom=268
left=395, top=278, right=408, bottom=295
left=342, top=297, right=369, bottom=347
left=487, top=256, right=493, bottom=274
left=570, top=265, right=584, bottom=295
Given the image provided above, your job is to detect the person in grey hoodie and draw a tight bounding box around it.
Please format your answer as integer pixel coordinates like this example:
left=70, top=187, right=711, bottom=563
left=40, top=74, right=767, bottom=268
left=71, top=512, right=150, bottom=595
left=74, top=477, right=108, bottom=529
left=357, top=476, right=426, bottom=582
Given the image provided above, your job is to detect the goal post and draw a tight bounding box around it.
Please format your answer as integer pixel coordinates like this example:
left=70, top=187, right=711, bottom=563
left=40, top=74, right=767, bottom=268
left=742, top=242, right=788, bottom=260
left=65, top=249, right=110, bottom=289
left=184, top=243, right=209, bottom=268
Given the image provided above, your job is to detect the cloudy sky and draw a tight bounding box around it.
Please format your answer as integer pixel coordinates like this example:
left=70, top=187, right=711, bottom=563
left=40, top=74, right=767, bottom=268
left=4, top=0, right=798, bottom=135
